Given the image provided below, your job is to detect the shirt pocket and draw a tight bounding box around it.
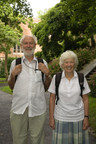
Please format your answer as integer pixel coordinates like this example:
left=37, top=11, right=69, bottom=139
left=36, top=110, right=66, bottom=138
left=35, top=71, right=42, bottom=82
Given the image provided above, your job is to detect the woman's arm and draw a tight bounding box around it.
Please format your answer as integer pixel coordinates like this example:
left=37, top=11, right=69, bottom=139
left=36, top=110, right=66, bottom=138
left=82, top=94, right=89, bottom=130
left=49, top=93, right=56, bottom=129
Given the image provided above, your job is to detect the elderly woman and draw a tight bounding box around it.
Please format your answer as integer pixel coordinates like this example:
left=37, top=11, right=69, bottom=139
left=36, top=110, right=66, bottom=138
left=48, top=50, right=90, bottom=144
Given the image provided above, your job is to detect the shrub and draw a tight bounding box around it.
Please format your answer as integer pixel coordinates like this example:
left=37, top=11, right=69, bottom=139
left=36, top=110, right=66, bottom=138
left=35, top=51, right=43, bottom=58
left=48, top=57, right=61, bottom=76
left=0, top=57, right=15, bottom=78
left=75, top=48, right=93, bottom=71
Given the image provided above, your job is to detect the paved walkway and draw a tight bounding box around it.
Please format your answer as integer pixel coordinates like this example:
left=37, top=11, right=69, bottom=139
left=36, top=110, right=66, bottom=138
left=0, top=90, right=96, bottom=144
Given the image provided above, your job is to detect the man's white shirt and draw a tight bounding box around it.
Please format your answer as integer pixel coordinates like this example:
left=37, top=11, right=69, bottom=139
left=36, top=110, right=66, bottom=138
left=8, top=56, right=47, bottom=117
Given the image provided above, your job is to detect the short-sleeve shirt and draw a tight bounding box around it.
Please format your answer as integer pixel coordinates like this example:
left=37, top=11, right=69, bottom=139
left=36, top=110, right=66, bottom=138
left=8, top=56, right=47, bottom=117
left=48, top=71, right=90, bottom=122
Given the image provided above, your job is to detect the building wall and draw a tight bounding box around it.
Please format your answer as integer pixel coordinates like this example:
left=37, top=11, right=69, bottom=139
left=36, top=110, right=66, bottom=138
left=0, top=18, right=41, bottom=60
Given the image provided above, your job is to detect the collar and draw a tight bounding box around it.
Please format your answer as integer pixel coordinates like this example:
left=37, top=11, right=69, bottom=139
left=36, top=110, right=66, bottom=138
left=62, top=70, right=78, bottom=79
left=22, top=55, right=37, bottom=63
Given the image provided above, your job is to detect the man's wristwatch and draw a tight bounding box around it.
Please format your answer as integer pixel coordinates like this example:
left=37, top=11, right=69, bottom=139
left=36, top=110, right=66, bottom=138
left=84, top=115, right=89, bottom=119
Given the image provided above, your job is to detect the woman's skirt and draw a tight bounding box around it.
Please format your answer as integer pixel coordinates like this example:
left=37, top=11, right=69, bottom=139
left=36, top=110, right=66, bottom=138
left=52, top=119, right=89, bottom=144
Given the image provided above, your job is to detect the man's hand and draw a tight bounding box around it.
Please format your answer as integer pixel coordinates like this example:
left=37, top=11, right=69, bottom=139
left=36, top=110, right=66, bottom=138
left=8, top=64, right=22, bottom=90
left=38, top=63, right=50, bottom=76
left=11, top=64, right=22, bottom=77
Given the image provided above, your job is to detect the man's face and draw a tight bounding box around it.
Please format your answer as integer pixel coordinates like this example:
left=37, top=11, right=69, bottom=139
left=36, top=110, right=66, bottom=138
left=21, top=37, right=36, bottom=57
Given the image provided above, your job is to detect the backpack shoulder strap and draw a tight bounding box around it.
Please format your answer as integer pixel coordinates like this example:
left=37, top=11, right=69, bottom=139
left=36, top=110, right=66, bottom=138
left=16, top=57, right=21, bottom=65
left=37, top=57, right=44, bottom=63
left=55, top=71, right=62, bottom=104
left=15, top=58, right=21, bottom=81
left=37, top=57, right=44, bottom=83
left=77, top=72, right=84, bottom=97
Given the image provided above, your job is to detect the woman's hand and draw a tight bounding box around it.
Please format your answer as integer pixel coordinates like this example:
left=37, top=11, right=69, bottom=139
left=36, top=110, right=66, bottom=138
left=83, top=117, right=89, bottom=130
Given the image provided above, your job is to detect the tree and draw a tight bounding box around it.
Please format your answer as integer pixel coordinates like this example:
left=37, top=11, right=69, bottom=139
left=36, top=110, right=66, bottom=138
left=0, top=21, right=21, bottom=80
left=31, top=2, right=70, bottom=62
left=31, top=0, right=96, bottom=62
left=66, top=0, right=96, bottom=48
left=0, top=0, right=33, bottom=80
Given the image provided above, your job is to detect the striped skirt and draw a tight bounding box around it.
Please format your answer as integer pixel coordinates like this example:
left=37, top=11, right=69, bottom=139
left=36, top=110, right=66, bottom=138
left=52, top=119, right=89, bottom=144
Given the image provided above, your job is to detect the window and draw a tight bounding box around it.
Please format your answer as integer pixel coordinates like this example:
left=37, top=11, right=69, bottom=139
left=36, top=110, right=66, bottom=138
left=14, top=45, right=16, bottom=52
left=17, top=46, right=20, bottom=53
left=13, top=45, right=22, bottom=53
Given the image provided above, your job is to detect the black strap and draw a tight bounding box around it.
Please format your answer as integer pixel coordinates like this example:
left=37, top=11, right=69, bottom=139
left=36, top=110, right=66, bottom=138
left=55, top=71, right=62, bottom=105
left=77, top=72, right=84, bottom=97
left=37, top=58, right=44, bottom=83
left=15, top=58, right=21, bottom=81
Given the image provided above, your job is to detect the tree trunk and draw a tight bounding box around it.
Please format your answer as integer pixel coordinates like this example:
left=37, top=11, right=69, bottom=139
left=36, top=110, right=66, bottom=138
left=4, top=53, right=8, bottom=81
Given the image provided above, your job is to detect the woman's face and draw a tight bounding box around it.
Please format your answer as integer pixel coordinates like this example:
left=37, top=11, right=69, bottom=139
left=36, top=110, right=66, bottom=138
left=62, top=58, right=75, bottom=74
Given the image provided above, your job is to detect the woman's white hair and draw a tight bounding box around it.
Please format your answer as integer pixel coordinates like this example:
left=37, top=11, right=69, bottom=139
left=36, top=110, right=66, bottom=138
left=59, top=50, right=78, bottom=70
left=20, top=35, right=37, bottom=44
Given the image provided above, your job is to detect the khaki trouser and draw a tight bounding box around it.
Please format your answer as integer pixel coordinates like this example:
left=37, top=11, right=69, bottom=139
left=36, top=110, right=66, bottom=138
left=10, top=108, right=46, bottom=144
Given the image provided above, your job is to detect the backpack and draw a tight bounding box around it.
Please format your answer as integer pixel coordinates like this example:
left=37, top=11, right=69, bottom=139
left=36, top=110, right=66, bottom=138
left=15, top=57, right=44, bottom=83
left=55, top=71, right=84, bottom=105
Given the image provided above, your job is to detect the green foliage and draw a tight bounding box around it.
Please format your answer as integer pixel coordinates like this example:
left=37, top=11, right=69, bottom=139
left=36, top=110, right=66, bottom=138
left=0, top=0, right=33, bottom=24
left=0, top=57, right=15, bottom=78
left=31, top=0, right=96, bottom=62
left=0, top=0, right=33, bottom=80
left=0, top=20, right=21, bottom=54
left=0, top=78, right=6, bottom=81
left=35, top=51, right=43, bottom=58
left=48, top=57, right=61, bottom=76
left=75, top=49, right=93, bottom=71
left=89, top=96, right=96, bottom=134
left=0, top=0, right=33, bottom=53
left=88, top=74, right=96, bottom=98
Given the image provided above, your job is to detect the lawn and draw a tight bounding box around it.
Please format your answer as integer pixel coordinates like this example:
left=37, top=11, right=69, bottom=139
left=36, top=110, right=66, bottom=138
left=89, top=96, right=96, bottom=135
left=0, top=86, right=12, bottom=94
left=0, top=78, right=7, bottom=83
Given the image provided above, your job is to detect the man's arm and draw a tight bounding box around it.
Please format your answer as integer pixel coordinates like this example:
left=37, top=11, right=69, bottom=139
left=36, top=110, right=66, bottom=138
left=38, top=62, right=52, bottom=91
left=8, top=64, right=22, bottom=90
left=44, top=74, right=52, bottom=91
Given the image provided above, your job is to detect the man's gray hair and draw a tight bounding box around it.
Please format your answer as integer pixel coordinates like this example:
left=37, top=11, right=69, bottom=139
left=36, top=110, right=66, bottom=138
left=59, top=50, right=78, bottom=70
left=20, top=35, right=37, bottom=44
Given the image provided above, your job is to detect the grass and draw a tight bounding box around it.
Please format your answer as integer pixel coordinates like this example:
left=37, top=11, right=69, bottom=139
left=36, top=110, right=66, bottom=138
left=89, top=96, right=96, bottom=136
left=0, top=86, right=12, bottom=94
left=0, top=78, right=7, bottom=83
left=0, top=78, right=6, bottom=81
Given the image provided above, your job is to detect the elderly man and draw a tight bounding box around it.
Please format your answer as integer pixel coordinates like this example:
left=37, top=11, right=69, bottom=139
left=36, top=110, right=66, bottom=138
left=8, top=35, right=51, bottom=144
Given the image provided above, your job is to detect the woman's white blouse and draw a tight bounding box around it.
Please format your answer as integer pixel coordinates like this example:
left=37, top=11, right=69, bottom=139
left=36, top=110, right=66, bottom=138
left=48, top=71, right=91, bottom=122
